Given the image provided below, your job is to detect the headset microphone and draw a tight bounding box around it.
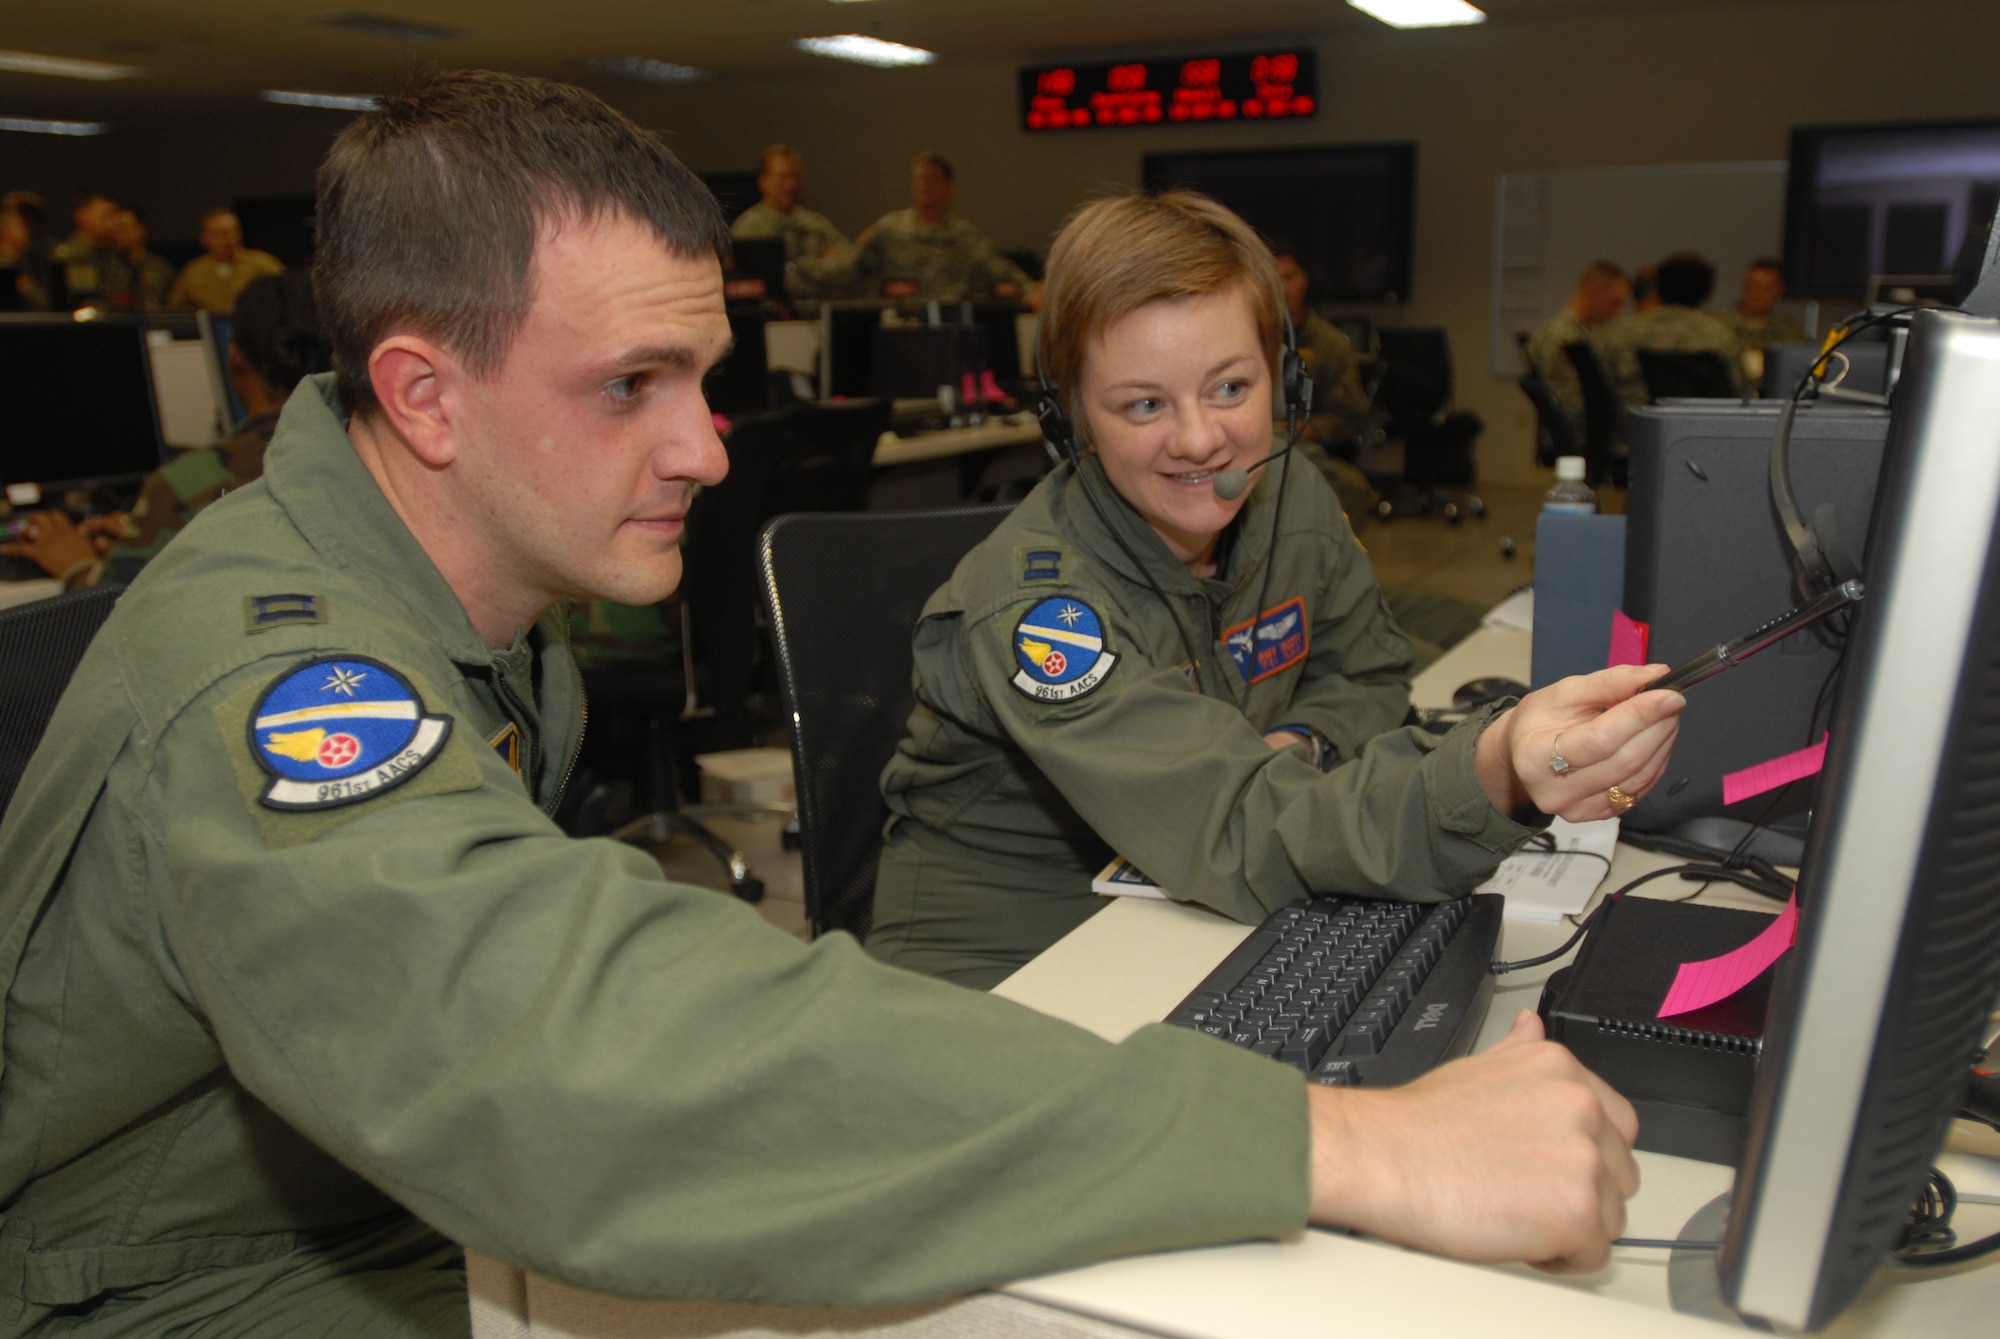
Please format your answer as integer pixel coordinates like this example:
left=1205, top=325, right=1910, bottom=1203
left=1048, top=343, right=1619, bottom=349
left=1212, top=445, right=1295, bottom=501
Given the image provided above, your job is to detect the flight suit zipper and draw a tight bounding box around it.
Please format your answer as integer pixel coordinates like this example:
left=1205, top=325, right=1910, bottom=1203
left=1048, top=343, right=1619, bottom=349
left=548, top=691, right=586, bottom=816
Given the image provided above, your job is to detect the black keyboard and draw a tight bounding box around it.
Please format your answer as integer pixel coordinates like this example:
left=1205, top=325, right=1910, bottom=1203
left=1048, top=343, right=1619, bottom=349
left=1165, top=894, right=1503, bottom=1087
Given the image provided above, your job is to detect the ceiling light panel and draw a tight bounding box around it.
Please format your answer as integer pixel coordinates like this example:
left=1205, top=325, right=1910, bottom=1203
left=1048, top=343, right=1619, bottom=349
left=0, top=115, right=111, bottom=136
left=262, top=89, right=381, bottom=111
left=0, top=49, right=145, bottom=80
left=309, top=11, right=472, bottom=43
left=585, top=57, right=712, bottom=85
left=795, top=35, right=937, bottom=68
left=1347, top=0, right=1487, bottom=28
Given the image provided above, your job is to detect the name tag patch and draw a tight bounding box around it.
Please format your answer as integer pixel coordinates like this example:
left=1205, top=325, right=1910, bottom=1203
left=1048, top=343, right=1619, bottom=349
left=1010, top=597, right=1118, bottom=702
left=1224, top=597, right=1309, bottom=685
left=249, top=656, right=453, bottom=810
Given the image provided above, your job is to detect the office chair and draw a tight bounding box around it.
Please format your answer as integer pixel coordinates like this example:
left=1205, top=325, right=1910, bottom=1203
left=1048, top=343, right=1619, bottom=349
left=1367, top=328, right=1485, bottom=523
left=583, top=401, right=893, bottom=899
left=1562, top=340, right=1626, bottom=488
left=0, top=584, right=123, bottom=821
left=1635, top=348, right=1738, bottom=402
left=757, top=504, right=1013, bottom=939
left=1514, top=345, right=1580, bottom=468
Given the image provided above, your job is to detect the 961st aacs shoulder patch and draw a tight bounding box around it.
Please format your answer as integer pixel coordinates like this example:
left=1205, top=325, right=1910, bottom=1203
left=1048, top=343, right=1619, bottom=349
left=249, top=656, right=453, bottom=810
left=1010, top=597, right=1118, bottom=702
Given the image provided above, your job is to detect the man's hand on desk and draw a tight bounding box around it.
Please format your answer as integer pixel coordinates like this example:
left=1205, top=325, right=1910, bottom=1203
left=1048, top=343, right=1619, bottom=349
left=0, top=509, right=115, bottom=580
left=1473, top=664, right=1685, bottom=823
left=1306, top=1010, right=1640, bottom=1272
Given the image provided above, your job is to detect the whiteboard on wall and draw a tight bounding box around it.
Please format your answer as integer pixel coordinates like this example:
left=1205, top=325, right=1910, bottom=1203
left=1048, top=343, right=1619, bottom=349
left=1489, top=161, right=1790, bottom=377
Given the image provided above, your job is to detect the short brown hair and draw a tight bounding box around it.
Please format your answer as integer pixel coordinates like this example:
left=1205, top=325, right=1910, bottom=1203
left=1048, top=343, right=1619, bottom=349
left=1039, top=190, right=1282, bottom=447
left=314, top=69, right=730, bottom=417
left=758, top=144, right=800, bottom=174
left=1579, top=260, right=1627, bottom=287
left=912, top=151, right=955, bottom=182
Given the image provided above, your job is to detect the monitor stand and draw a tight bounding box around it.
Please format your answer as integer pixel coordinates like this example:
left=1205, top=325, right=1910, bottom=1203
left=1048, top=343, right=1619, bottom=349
left=1665, top=1193, right=1772, bottom=1331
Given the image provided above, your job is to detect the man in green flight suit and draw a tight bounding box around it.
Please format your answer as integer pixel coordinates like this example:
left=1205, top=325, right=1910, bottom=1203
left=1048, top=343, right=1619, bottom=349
left=0, top=70, right=1644, bottom=1336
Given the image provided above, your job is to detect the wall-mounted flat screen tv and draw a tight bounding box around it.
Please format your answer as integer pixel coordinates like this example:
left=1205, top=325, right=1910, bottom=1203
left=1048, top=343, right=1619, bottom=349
left=1142, top=143, right=1416, bottom=303
left=1783, top=119, right=2000, bottom=299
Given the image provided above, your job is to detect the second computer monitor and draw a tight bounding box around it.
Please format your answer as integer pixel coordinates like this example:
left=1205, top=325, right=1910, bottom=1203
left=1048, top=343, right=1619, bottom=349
left=0, top=316, right=166, bottom=491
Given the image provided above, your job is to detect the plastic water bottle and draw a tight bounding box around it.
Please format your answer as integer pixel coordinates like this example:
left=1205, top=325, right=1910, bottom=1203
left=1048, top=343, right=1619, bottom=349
left=1542, top=456, right=1597, bottom=515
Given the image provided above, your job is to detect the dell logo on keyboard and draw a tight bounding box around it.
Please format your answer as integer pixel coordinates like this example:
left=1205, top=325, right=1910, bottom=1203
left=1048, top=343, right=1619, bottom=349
left=1412, top=1002, right=1450, bottom=1031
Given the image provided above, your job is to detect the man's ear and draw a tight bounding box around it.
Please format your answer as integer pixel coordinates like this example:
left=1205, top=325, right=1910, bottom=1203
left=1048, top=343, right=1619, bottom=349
left=368, top=335, right=463, bottom=468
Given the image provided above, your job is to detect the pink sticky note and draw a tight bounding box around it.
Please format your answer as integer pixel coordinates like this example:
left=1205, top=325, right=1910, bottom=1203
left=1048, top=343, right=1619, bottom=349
left=1607, top=610, right=1650, bottom=667
left=1722, top=734, right=1829, bottom=807
left=1658, top=892, right=1798, bottom=1019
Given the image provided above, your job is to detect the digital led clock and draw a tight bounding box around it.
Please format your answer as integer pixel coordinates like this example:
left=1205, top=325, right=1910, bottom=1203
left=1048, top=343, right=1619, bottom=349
left=1019, top=50, right=1317, bottom=132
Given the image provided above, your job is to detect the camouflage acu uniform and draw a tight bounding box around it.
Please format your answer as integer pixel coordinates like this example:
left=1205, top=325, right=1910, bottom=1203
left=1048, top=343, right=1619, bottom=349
left=851, top=209, right=1033, bottom=303
left=83, top=414, right=280, bottom=589
left=1596, top=305, right=1741, bottom=407
left=131, top=250, right=176, bottom=311
left=1718, top=307, right=1808, bottom=351
left=49, top=231, right=135, bottom=309
left=1525, top=307, right=1592, bottom=435
left=730, top=202, right=855, bottom=301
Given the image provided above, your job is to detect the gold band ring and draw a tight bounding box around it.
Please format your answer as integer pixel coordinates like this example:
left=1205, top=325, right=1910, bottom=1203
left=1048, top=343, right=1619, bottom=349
left=1606, top=784, right=1636, bottom=814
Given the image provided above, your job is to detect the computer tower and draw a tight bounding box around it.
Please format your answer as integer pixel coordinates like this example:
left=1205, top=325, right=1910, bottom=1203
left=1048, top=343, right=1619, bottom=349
left=1621, top=401, right=1890, bottom=837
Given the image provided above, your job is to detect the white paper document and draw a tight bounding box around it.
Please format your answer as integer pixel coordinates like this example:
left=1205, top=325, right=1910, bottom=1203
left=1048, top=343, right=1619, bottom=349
left=1476, top=816, right=1619, bottom=922
left=1481, top=586, right=1535, bottom=633
left=1093, top=857, right=1170, bottom=900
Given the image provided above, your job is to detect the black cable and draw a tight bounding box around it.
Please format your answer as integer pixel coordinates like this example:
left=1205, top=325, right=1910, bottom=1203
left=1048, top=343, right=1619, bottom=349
left=1489, top=861, right=1744, bottom=974
left=1890, top=1168, right=2000, bottom=1267
left=1615, top=1237, right=1721, bottom=1251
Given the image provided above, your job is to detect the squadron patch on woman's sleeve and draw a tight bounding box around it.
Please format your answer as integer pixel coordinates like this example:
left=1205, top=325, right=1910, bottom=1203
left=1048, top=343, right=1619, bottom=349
left=1010, top=597, right=1118, bottom=702
left=247, top=656, right=453, bottom=810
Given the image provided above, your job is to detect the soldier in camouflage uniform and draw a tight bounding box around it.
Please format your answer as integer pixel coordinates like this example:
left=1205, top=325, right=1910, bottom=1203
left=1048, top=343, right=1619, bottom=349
left=1595, top=253, right=1741, bottom=407
left=48, top=190, right=134, bottom=310
left=1718, top=257, right=1808, bottom=352
left=849, top=152, right=1039, bottom=305
left=728, top=144, right=856, bottom=302
left=1524, top=261, right=1629, bottom=441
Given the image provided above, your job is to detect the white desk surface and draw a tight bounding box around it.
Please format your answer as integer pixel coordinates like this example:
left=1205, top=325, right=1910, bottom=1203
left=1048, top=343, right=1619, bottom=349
left=872, top=414, right=1044, bottom=468
left=988, top=621, right=2000, bottom=1338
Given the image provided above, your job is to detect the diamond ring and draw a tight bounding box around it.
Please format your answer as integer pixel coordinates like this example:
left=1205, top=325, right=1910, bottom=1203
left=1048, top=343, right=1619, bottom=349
left=1549, top=734, right=1572, bottom=775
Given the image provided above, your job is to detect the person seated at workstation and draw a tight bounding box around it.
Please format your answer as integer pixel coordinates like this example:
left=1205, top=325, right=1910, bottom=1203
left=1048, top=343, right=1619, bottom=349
left=1596, top=251, right=1740, bottom=406
left=0, top=191, right=54, bottom=310
left=728, top=143, right=856, bottom=302
left=868, top=189, right=1685, bottom=991
left=1525, top=260, right=1629, bottom=443
left=0, top=71, right=1648, bottom=1334
left=1269, top=243, right=1371, bottom=500
left=1718, top=255, right=1806, bottom=351
left=168, top=205, right=286, bottom=313
left=112, top=204, right=176, bottom=311
left=1, top=271, right=327, bottom=589
left=50, top=189, right=134, bottom=311
left=849, top=150, right=1042, bottom=306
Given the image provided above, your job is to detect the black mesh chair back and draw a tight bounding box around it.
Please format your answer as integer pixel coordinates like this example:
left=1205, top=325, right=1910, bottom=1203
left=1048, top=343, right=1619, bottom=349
left=0, top=585, right=123, bottom=822
left=1563, top=340, right=1625, bottom=487
left=1635, top=348, right=1738, bottom=402
left=682, top=399, right=891, bottom=739
left=758, top=504, right=1012, bottom=939
left=1516, top=367, right=1579, bottom=466
left=1373, top=328, right=1456, bottom=427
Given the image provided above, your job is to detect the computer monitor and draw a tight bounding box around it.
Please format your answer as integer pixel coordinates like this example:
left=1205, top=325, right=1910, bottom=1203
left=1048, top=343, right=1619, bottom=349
left=0, top=315, right=165, bottom=491
left=706, top=306, right=771, bottom=417
left=819, top=303, right=882, bottom=400
left=1621, top=401, right=1891, bottom=844
left=727, top=238, right=788, bottom=303
left=868, top=323, right=984, bottom=400
left=1715, top=310, right=2000, bottom=1330
left=196, top=309, right=248, bottom=429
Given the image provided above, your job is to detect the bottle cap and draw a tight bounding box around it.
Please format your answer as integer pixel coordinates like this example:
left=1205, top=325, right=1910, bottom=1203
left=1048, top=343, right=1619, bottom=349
left=1555, top=456, right=1586, bottom=482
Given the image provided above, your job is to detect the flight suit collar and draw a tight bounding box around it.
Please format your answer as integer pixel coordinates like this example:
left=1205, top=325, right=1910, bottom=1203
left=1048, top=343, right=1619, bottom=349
left=1059, top=448, right=1280, bottom=603
left=263, top=375, right=511, bottom=669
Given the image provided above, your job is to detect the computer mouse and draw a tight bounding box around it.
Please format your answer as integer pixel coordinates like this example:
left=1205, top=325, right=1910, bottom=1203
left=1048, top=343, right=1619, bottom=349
left=1452, top=677, right=1529, bottom=711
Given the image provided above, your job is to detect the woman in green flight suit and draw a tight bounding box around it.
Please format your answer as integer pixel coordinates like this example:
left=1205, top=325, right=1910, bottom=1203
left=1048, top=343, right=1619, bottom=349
left=868, top=190, right=1684, bottom=989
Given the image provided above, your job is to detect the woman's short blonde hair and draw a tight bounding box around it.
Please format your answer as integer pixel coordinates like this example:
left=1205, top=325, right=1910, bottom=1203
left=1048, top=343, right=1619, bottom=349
left=1038, top=190, right=1283, bottom=447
